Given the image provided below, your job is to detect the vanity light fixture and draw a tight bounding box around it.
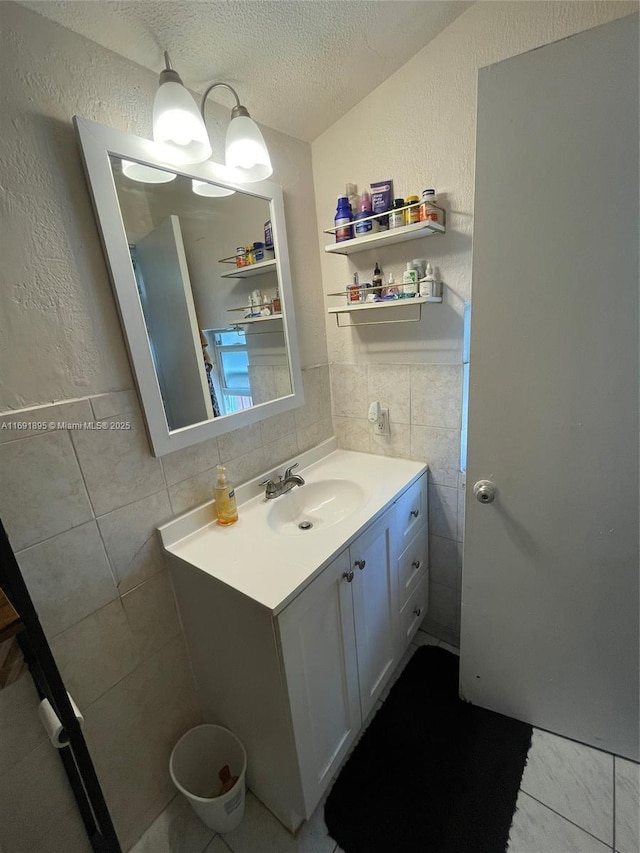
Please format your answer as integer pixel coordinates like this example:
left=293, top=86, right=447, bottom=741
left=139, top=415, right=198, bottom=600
left=151, top=51, right=272, bottom=182
left=200, top=82, right=273, bottom=183
left=153, top=52, right=212, bottom=165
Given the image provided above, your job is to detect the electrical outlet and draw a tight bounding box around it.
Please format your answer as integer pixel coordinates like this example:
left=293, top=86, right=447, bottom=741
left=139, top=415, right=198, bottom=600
left=374, top=407, right=390, bottom=436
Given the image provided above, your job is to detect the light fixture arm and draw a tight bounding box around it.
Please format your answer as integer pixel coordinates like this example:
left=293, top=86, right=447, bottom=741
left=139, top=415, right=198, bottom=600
left=200, top=82, right=250, bottom=120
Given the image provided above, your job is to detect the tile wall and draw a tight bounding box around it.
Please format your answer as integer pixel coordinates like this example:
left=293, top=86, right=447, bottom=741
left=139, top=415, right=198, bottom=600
left=330, top=362, right=464, bottom=646
left=0, top=364, right=332, bottom=853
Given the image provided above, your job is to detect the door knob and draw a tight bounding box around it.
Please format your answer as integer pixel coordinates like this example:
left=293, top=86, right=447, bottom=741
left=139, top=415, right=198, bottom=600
left=354, top=559, right=366, bottom=570
left=343, top=570, right=354, bottom=583
left=474, top=480, right=497, bottom=504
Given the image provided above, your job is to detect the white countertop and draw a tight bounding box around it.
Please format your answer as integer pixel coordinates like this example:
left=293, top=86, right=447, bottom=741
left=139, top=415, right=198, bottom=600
left=159, top=446, right=426, bottom=614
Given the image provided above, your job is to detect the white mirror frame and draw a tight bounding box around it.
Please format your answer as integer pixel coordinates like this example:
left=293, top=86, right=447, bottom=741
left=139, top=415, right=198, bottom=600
left=74, top=116, right=303, bottom=457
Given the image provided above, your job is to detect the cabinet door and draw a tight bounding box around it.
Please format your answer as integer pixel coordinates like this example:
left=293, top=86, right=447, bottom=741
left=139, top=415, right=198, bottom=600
left=277, top=550, right=361, bottom=816
left=351, top=509, right=398, bottom=720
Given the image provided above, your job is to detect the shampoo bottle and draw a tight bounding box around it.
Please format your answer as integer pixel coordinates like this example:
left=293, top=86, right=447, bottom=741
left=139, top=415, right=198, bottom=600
left=214, top=465, right=238, bottom=525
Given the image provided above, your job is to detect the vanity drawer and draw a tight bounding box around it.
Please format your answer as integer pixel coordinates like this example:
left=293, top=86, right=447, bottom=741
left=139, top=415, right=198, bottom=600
left=399, top=573, right=428, bottom=648
left=395, top=474, right=428, bottom=548
left=397, top=525, right=428, bottom=610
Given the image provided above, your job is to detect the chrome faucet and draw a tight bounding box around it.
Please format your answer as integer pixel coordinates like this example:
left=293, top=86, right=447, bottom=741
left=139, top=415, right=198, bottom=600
left=260, top=463, right=305, bottom=500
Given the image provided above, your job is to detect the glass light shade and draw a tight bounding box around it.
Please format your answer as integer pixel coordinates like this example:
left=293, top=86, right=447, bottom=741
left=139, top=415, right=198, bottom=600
left=225, top=115, right=272, bottom=182
left=121, top=160, right=177, bottom=184
left=153, top=81, right=212, bottom=165
left=191, top=180, right=235, bottom=197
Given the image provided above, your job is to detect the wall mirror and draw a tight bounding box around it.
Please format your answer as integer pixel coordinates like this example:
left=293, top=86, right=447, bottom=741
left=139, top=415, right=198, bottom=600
left=74, top=117, right=303, bottom=456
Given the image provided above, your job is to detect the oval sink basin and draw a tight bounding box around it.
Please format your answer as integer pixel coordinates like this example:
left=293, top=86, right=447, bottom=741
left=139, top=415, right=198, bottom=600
left=267, top=479, right=367, bottom=534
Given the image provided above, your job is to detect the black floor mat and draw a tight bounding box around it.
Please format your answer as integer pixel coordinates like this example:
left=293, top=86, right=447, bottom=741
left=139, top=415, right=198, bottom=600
left=324, top=645, right=532, bottom=853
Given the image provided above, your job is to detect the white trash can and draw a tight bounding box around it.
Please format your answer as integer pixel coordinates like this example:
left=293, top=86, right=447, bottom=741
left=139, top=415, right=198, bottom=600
left=169, top=724, right=247, bottom=833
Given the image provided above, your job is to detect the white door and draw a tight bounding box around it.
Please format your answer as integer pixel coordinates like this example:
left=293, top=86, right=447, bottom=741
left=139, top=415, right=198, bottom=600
left=351, top=509, right=398, bottom=720
left=278, top=550, right=361, bottom=815
left=461, top=15, right=639, bottom=761
left=136, top=216, right=213, bottom=430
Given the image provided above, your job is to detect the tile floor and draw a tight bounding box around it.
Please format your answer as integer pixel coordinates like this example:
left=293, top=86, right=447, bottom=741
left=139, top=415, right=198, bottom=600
left=130, top=631, right=640, bottom=853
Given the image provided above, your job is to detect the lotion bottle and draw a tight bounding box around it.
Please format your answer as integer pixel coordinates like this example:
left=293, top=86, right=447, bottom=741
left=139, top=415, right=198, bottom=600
left=214, top=465, right=238, bottom=525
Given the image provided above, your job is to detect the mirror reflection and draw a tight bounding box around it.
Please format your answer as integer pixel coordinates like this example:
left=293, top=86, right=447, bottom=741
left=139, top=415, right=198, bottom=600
left=110, top=157, right=292, bottom=431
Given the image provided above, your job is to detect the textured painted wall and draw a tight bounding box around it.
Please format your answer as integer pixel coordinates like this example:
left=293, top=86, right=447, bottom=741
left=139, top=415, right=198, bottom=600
left=0, top=1, right=327, bottom=413
left=311, top=0, right=637, bottom=643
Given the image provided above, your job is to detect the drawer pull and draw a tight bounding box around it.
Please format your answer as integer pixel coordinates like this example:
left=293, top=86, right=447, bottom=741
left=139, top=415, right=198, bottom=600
left=410, top=509, right=420, bottom=519
left=343, top=570, right=354, bottom=583
left=354, top=559, right=366, bottom=571
left=412, top=560, right=422, bottom=570
left=413, top=606, right=422, bottom=618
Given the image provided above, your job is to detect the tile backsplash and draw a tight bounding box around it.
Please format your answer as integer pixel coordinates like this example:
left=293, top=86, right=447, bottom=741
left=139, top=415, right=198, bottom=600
left=0, top=363, right=332, bottom=852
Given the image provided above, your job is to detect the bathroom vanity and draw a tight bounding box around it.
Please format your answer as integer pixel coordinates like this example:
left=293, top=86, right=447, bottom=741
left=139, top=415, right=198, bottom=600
left=159, top=446, right=428, bottom=832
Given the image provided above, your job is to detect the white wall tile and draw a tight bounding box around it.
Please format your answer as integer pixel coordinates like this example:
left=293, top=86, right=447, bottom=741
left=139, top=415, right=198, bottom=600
left=508, top=790, right=610, bottom=853
left=0, top=672, right=45, bottom=776
left=71, top=409, right=165, bottom=516
left=410, top=425, right=460, bottom=486
left=410, top=364, right=462, bottom=428
left=0, top=399, right=92, bottom=443
left=223, top=446, right=267, bottom=491
left=50, top=598, right=137, bottom=709
left=161, top=438, right=220, bottom=487
left=97, top=490, right=173, bottom=594
left=296, top=364, right=332, bottom=432
left=370, top=422, right=412, bottom=458
left=263, top=431, right=299, bottom=469
left=217, top=422, right=262, bottom=464
left=330, top=364, right=367, bottom=418
left=297, top=416, right=334, bottom=453
left=169, top=469, right=217, bottom=516
left=429, top=534, right=461, bottom=589
left=333, top=416, right=370, bottom=452
left=367, top=364, right=411, bottom=424
left=428, top=483, right=458, bottom=540
left=17, top=521, right=117, bottom=638
left=0, top=430, right=92, bottom=550
left=122, top=571, right=182, bottom=661
left=520, top=728, right=614, bottom=845
left=614, top=757, right=639, bottom=853
left=426, top=581, right=459, bottom=634
left=260, top=410, right=296, bottom=446
left=90, top=389, right=139, bottom=421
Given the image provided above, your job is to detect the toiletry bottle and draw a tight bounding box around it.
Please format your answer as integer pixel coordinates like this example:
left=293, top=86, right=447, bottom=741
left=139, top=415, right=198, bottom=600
left=272, top=287, right=281, bottom=313
left=334, top=196, right=353, bottom=243
left=383, top=272, right=399, bottom=298
left=402, top=262, right=418, bottom=297
left=355, top=190, right=374, bottom=235
left=419, top=189, right=441, bottom=223
left=406, top=195, right=420, bottom=224
left=347, top=271, right=361, bottom=303
left=419, top=263, right=438, bottom=298
left=389, top=199, right=406, bottom=229
left=214, top=464, right=238, bottom=525
left=372, top=262, right=383, bottom=292
left=346, top=183, right=359, bottom=217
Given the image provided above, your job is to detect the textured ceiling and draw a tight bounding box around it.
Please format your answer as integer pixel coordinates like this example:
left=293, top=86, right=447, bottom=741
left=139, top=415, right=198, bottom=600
left=20, top=0, right=472, bottom=141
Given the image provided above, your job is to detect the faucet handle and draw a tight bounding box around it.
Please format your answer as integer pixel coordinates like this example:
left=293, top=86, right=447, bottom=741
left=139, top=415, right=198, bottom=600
left=284, top=462, right=299, bottom=479
left=259, top=476, right=280, bottom=497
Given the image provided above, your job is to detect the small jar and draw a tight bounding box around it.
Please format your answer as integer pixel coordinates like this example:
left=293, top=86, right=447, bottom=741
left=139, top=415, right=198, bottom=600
left=406, top=196, right=420, bottom=224
left=389, top=199, right=406, bottom=229
left=235, top=246, right=247, bottom=268
left=419, top=189, right=440, bottom=223
left=253, top=241, right=265, bottom=262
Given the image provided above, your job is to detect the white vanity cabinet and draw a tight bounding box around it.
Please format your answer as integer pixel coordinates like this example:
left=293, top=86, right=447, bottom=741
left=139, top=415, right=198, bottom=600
left=162, top=452, right=428, bottom=833
left=278, top=507, right=398, bottom=813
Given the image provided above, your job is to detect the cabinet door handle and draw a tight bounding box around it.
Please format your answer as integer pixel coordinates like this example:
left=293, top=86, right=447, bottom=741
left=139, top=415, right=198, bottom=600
left=354, top=559, right=366, bottom=571
left=413, top=606, right=422, bottom=618
left=343, top=570, right=354, bottom=583
left=410, top=509, right=420, bottom=518
left=412, top=559, right=422, bottom=570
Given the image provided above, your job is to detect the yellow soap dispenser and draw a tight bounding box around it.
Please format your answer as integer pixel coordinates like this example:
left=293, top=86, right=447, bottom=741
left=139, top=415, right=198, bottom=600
left=214, top=464, right=238, bottom=525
